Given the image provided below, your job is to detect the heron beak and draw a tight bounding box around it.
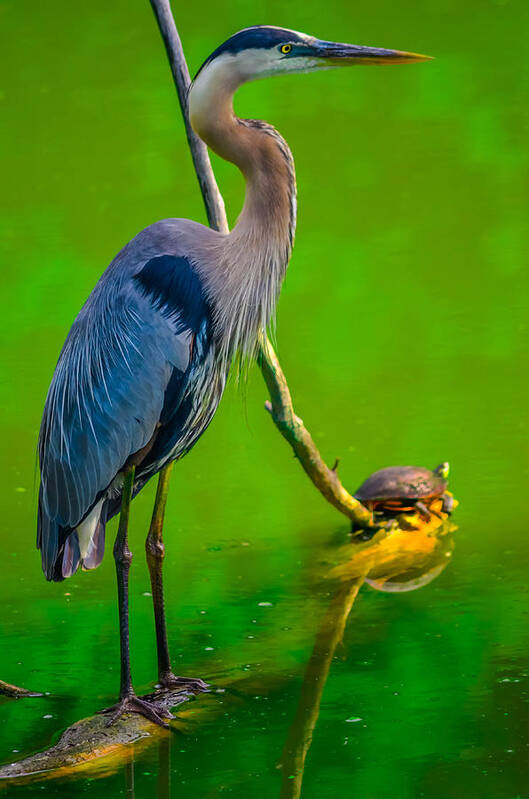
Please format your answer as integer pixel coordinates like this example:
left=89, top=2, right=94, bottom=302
left=312, top=39, right=432, bottom=65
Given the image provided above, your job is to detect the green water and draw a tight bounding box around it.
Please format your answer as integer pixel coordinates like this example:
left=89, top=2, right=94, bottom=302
left=1, top=0, right=529, bottom=795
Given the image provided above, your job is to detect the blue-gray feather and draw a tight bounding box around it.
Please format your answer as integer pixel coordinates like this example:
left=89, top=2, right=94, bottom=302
left=38, top=221, right=225, bottom=581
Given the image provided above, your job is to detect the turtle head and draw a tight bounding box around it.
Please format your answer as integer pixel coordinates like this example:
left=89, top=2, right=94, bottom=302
left=434, top=462, right=450, bottom=479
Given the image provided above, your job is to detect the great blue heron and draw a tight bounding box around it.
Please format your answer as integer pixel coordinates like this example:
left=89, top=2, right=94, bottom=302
left=37, top=25, right=429, bottom=726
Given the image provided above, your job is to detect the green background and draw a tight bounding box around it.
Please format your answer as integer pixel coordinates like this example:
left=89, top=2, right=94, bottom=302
left=1, top=0, right=529, bottom=796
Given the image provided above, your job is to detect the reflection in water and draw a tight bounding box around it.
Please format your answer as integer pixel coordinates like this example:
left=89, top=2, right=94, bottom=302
left=278, top=577, right=364, bottom=799
left=365, top=526, right=454, bottom=593
left=121, top=737, right=171, bottom=799
left=124, top=757, right=135, bottom=796
left=157, top=736, right=171, bottom=799
left=279, top=517, right=456, bottom=799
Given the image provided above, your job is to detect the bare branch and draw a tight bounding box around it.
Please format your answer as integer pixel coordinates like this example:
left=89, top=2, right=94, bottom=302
left=0, top=679, right=42, bottom=698
left=149, top=0, right=373, bottom=528
left=258, top=339, right=373, bottom=526
left=149, top=0, right=228, bottom=234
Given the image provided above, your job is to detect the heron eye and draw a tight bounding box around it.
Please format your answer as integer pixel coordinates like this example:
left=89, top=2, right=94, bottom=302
left=280, top=44, right=292, bottom=54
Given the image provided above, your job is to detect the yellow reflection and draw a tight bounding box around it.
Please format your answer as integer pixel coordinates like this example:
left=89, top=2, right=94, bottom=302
left=279, top=503, right=458, bottom=799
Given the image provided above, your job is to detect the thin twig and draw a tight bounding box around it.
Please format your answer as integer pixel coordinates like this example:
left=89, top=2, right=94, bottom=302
left=0, top=679, right=42, bottom=699
left=149, top=0, right=374, bottom=528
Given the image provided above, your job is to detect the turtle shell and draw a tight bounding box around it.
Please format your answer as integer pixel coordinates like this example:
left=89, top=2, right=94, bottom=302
left=354, top=465, right=447, bottom=502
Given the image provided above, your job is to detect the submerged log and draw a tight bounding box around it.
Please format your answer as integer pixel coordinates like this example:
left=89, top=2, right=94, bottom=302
left=0, top=687, right=217, bottom=783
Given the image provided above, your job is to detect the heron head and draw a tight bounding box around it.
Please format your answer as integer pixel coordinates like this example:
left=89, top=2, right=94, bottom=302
left=193, top=25, right=431, bottom=87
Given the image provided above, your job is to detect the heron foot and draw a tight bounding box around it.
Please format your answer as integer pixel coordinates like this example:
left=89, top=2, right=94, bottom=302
left=157, top=672, right=210, bottom=692
left=99, top=693, right=173, bottom=728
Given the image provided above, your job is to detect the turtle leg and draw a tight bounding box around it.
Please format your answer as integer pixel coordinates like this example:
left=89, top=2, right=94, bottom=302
left=352, top=526, right=378, bottom=542
left=414, top=501, right=432, bottom=520
left=351, top=502, right=395, bottom=541
left=442, top=493, right=454, bottom=514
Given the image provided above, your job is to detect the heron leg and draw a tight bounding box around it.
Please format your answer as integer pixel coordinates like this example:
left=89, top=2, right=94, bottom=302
left=146, top=462, right=208, bottom=693
left=101, top=465, right=171, bottom=728
left=115, top=465, right=136, bottom=700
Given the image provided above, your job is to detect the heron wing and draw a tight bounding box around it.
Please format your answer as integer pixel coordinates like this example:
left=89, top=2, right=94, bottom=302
left=38, top=254, right=213, bottom=578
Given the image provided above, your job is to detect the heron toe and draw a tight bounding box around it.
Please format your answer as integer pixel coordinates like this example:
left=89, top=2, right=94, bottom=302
left=158, top=673, right=210, bottom=692
left=100, top=693, right=174, bottom=729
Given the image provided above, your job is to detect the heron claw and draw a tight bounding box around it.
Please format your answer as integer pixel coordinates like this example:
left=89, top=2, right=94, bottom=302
left=158, top=673, right=210, bottom=693
left=99, top=693, right=172, bottom=728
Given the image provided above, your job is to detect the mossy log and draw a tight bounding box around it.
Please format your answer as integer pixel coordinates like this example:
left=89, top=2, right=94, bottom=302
left=0, top=688, right=219, bottom=785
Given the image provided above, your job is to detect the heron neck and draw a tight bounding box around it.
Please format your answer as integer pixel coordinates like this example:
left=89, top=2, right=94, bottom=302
left=189, top=68, right=296, bottom=362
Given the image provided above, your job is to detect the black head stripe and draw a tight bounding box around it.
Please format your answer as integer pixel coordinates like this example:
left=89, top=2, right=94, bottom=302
left=194, top=26, right=308, bottom=78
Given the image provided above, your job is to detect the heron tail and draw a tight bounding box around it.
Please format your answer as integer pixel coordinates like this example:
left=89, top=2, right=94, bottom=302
left=62, top=532, right=81, bottom=578
left=61, top=500, right=108, bottom=578
left=80, top=507, right=107, bottom=571
left=37, top=496, right=108, bottom=581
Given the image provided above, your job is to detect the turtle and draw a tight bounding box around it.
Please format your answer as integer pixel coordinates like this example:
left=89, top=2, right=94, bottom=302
left=354, top=462, right=453, bottom=524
